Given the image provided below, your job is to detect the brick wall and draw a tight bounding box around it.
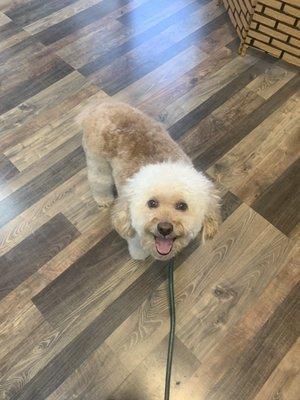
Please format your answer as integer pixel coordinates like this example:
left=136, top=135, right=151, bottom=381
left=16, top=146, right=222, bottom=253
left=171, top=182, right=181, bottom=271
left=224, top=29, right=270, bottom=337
left=223, top=0, right=300, bottom=67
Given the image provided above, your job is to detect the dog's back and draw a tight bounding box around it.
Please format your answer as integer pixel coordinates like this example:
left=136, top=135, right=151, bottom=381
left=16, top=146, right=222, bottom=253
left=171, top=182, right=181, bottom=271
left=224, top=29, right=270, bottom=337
left=78, top=101, right=189, bottom=166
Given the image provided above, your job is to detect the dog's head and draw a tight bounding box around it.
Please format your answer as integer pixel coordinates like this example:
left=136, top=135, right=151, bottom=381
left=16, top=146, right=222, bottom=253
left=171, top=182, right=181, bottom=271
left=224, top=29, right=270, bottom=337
left=112, top=162, right=221, bottom=260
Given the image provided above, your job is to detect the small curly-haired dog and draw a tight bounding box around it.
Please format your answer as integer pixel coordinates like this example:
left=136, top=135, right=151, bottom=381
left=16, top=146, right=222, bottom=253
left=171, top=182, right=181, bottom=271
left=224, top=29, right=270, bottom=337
left=77, top=102, right=220, bottom=260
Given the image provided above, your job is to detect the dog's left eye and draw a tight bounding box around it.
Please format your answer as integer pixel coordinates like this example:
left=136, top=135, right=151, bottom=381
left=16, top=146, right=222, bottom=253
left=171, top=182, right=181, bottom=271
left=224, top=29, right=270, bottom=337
left=175, top=202, right=188, bottom=211
left=147, top=199, right=159, bottom=208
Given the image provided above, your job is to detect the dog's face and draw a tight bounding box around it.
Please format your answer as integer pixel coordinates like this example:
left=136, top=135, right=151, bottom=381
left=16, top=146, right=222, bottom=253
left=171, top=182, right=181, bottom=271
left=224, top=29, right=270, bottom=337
left=132, top=192, right=203, bottom=259
left=125, top=163, right=220, bottom=260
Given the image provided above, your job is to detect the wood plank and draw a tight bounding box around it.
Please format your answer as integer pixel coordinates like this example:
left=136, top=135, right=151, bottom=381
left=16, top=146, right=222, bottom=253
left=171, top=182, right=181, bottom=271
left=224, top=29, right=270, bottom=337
left=0, top=20, right=21, bottom=41
left=195, top=75, right=300, bottom=170
left=0, top=1, right=36, bottom=13
left=0, top=35, right=37, bottom=63
left=33, top=231, right=130, bottom=328
left=59, top=0, right=196, bottom=71
left=206, top=93, right=299, bottom=203
left=0, top=40, right=70, bottom=92
left=87, top=6, right=212, bottom=89
left=0, top=58, right=74, bottom=115
left=0, top=257, right=152, bottom=399
left=217, top=116, right=299, bottom=207
left=0, top=274, right=55, bottom=364
left=38, top=214, right=112, bottom=282
left=206, top=282, right=300, bottom=400
left=137, top=44, right=237, bottom=119
left=0, top=302, right=46, bottom=363
left=0, top=147, right=85, bottom=228
left=252, top=158, right=300, bottom=236
left=0, top=221, right=111, bottom=373
left=110, top=336, right=200, bottom=400
left=23, top=0, right=116, bottom=34
left=113, top=45, right=207, bottom=105
left=177, top=225, right=292, bottom=359
left=4, top=117, right=82, bottom=171
left=197, top=18, right=236, bottom=53
left=0, top=154, right=19, bottom=182
left=77, top=0, right=203, bottom=74
left=103, top=13, right=227, bottom=96
left=0, top=315, right=52, bottom=378
left=178, top=87, right=264, bottom=160
left=55, top=18, right=127, bottom=70
left=33, top=0, right=132, bottom=46
left=62, top=188, right=108, bottom=234
left=167, top=56, right=269, bottom=138
left=0, top=266, right=52, bottom=362
left=0, top=317, right=61, bottom=397
left=6, top=0, right=78, bottom=27
left=106, top=204, right=275, bottom=374
left=12, top=241, right=198, bottom=400
left=45, top=0, right=191, bottom=54
left=0, top=11, right=10, bottom=26
left=254, top=338, right=300, bottom=400
left=0, top=213, right=80, bottom=301
left=247, top=63, right=297, bottom=99
left=0, top=135, right=82, bottom=201
left=117, top=0, right=199, bottom=27
left=289, top=223, right=300, bottom=242
left=0, top=72, right=103, bottom=154
left=46, top=343, right=129, bottom=400
left=220, top=191, right=242, bottom=221
left=0, top=170, right=87, bottom=256
left=175, top=245, right=300, bottom=398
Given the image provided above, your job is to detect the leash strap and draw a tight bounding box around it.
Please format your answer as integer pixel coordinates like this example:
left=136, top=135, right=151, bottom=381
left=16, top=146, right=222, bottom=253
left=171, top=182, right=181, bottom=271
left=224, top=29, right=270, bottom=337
left=164, top=258, right=176, bottom=400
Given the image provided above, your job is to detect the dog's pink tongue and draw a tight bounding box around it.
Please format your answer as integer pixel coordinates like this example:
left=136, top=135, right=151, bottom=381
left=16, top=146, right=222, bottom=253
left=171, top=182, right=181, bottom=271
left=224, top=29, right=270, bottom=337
left=155, top=238, right=173, bottom=255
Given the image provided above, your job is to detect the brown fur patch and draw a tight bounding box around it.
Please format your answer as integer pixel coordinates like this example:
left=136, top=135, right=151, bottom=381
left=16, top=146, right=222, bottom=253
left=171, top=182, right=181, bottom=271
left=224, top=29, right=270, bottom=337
left=78, top=101, right=190, bottom=188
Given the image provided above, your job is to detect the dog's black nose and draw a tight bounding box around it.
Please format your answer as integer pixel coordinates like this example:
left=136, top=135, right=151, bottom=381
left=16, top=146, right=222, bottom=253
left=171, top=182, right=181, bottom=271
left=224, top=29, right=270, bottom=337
left=157, top=222, right=173, bottom=236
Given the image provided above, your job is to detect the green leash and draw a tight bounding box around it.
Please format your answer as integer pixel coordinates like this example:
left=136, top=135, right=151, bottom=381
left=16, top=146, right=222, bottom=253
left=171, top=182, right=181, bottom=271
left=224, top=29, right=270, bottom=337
left=164, top=258, right=176, bottom=400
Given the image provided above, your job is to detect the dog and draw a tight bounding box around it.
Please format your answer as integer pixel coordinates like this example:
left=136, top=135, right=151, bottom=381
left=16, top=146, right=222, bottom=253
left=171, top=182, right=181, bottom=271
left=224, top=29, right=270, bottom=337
left=77, top=101, right=220, bottom=260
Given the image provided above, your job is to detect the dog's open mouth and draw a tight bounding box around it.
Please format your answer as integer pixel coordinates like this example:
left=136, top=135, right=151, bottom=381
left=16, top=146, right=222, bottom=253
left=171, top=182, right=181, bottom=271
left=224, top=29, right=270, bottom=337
left=155, top=237, right=174, bottom=255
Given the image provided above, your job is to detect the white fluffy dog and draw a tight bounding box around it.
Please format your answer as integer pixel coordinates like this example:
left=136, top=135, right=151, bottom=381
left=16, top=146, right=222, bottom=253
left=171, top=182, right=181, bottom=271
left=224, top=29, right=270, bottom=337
left=77, top=102, right=220, bottom=260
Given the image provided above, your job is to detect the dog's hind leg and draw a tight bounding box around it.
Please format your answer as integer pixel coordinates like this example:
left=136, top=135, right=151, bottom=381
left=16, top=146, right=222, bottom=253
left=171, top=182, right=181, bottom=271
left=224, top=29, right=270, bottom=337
left=83, top=142, right=114, bottom=207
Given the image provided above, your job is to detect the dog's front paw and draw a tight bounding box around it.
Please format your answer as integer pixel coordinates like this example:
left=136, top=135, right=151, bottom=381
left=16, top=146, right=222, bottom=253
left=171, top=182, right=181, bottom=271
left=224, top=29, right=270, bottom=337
left=128, top=237, right=149, bottom=260
left=95, top=197, right=114, bottom=208
left=129, top=247, right=149, bottom=260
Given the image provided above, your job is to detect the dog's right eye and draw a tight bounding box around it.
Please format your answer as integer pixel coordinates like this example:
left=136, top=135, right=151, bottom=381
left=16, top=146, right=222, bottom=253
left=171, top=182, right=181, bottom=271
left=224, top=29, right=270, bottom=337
left=147, top=199, right=159, bottom=208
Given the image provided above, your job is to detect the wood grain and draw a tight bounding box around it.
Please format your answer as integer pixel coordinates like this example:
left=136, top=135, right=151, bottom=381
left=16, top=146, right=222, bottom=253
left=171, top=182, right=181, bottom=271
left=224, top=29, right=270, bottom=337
left=0, top=58, right=74, bottom=114
left=33, top=231, right=130, bottom=328
left=33, top=0, right=132, bottom=46
left=252, top=158, right=300, bottom=236
left=254, top=338, right=300, bottom=400
left=78, top=1, right=216, bottom=76
left=206, top=92, right=299, bottom=203
left=0, top=213, right=79, bottom=301
left=0, top=147, right=85, bottom=228
left=0, top=1, right=298, bottom=399
left=110, top=336, right=200, bottom=400
left=195, top=74, right=300, bottom=169
left=0, top=154, right=18, bottom=182
left=206, top=282, right=300, bottom=400
left=0, top=170, right=87, bottom=257
left=12, top=242, right=198, bottom=400
left=6, top=0, right=79, bottom=27
left=168, top=56, right=268, bottom=139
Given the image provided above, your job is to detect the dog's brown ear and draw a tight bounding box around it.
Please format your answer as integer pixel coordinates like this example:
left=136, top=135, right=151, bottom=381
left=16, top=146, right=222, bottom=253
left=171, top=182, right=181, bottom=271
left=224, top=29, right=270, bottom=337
left=111, top=194, right=135, bottom=239
left=202, top=188, right=221, bottom=241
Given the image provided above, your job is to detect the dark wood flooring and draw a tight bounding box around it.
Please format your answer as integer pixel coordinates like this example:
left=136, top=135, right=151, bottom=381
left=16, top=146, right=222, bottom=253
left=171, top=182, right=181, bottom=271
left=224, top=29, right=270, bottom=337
left=0, top=0, right=299, bottom=399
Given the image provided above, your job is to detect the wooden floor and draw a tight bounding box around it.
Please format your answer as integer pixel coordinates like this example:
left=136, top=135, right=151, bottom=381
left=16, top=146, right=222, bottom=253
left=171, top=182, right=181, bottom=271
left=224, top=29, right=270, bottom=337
left=0, top=0, right=299, bottom=399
